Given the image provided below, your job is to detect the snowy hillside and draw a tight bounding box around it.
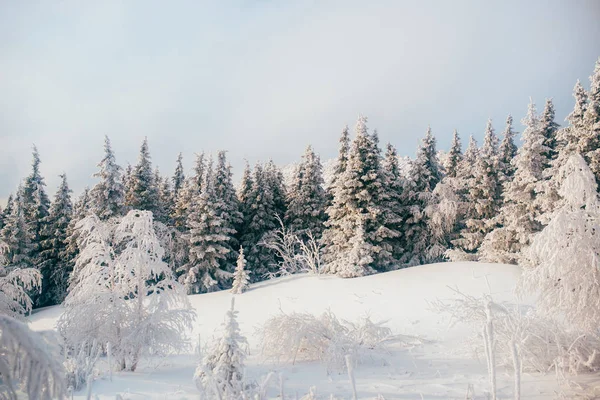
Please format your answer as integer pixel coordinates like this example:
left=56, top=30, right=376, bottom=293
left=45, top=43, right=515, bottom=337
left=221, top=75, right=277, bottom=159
left=29, top=262, right=563, bottom=399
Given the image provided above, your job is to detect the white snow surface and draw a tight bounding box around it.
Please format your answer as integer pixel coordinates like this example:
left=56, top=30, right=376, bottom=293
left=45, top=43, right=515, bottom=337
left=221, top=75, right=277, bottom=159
left=29, top=262, right=562, bottom=399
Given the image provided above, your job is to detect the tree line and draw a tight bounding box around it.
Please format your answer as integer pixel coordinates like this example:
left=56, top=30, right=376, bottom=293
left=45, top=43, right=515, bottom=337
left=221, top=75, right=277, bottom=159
left=1, top=58, right=599, bottom=308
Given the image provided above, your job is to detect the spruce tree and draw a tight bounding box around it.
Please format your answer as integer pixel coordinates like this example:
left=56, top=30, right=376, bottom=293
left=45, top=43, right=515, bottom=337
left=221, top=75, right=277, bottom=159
left=170, top=153, right=185, bottom=223
left=444, top=130, right=463, bottom=178
left=327, top=126, right=350, bottom=193
left=90, top=136, right=125, bottom=220
left=21, top=146, right=50, bottom=267
left=539, top=98, right=560, bottom=166
left=322, top=116, right=398, bottom=275
left=285, top=146, right=327, bottom=240
left=38, top=174, right=73, bottom=306
left=498, top=115, right=518, bottom=181
left=152, top=168, right=169, bottom=224
left=0, top=187, right=33, bottom=269
left=265, top=160, right=287, bottom=220
left=479, top=100, right=548, bottom=264
left=381, top=143, right=405, bottom=262
left=173, top=153, right=205, bottom=231
left=231, top=247, right=249, bottom=294
left=240, top=163, right=278, bottom=281
left=64, top=187, right=91, bottom=284
left=184, top=160, right=234, bottom=293
left=402, top=126, right=441, bottom=265
left=213, top=151, right=243, bottom=263
left=125, top=138, right=160, bottom=214
left=581, top=58, right=600, bottom=187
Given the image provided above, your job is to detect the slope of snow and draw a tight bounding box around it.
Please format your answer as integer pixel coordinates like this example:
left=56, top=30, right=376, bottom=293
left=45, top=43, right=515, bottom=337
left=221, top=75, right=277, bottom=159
left=29, top=262, right=560, bottom=399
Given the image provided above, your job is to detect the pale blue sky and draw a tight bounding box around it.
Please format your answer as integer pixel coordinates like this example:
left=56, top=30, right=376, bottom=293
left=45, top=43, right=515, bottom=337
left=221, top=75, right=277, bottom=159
left=1, top=0, right=599, bottom=202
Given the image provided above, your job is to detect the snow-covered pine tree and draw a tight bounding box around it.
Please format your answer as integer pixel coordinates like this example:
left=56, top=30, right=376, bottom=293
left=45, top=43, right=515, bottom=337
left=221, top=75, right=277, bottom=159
left=123, top=163, right=133, bottom=205
left=479, top=101, right=548, bottom=264
left=498, top=115, right=518, bottom=181
left=214, top=151, right=243, bottom=264
left=341, top=218, right=375, bottom=278
left=285, top=145, right=327, bottom=240
left=0, top=195, right=15, bottom=233
left=63, top=187, right=91, bottom=284
left=37, top=174, right=73, bottom=306
left=580, top=58, right=600, bottom=188
left=445, top=136, right=479, bottom=261
left=381, top=143, right=405, bottom=262
left=265, top=159, right=287, bottom=220
left=125, top=138, right=160, bottom=215
left=184, top=159, right=235, bottom=293
left=21, top=146, right=51, bottom=270
left=173, top=153, right=205, bottom=231
left=539, top=98, right=560, bottom=165
left=170, top=152, right=185, bottom=223
left=172, top=152, right=185, bottom=201
left=321, top=128, right=351, bottom=267
left=520, top=153, right=600, bottom=333
left=194, top=298, right=247, bottom=398
left=426, top=131, right=464, bottom=261
left=59, top=211, right=195, bottom=372
left=327, top=126, right=350, bottom=194
left=402, top=126, right=442, bottom=265
left=240, top=163, right=279, bottom=281
left=450, top=120, right=502, bottom=260
left=444, top=130, right=463, bottom=178
left=322, top=116, right=398, bottom=275
left=158, top=173, right=174, bottom=225
left=1, top=187, right=34, bottom=269
left=90, top=136, right=125, bottom=220
left=231, top=246, right=249, bottom=294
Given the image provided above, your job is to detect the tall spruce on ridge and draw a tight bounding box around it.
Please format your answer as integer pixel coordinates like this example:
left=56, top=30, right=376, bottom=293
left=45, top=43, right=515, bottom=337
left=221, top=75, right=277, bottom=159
left=581, top=58, right=600, bottom=187
left=402, top=126, right=441, bottom=266
left=479, top=100, right=548, bottom=264
left=173, top=153, right=205, bottom=231
left=90, top=136, right=125, bottom=220
left=498, top=115, right=518, bottom=181
left=0, top=187, right=33, bottom=269
left=64, top=187, right=91, bottom=285
left=125, top=138, right=160, bottom=214
left=381, top=143, right=405, bottom=262
left=214, top=151, right=243, bottom=264
left=285, top=145, right=327, bottom=240
left=21, top=147, right=51, bottom=268
left=38, top=174, right=73, bottom=306
left=265, top=160, right=287, bottom=220
left=170, top=153, right=185, bottom=224
left=240, top=163, right=279, bottom=281
left=322, top=116, right=399, bottom=276
left=184, top=159, right=234, bottom=293
left=444, top=130, right=463, bottom=178
left=539, top=99, right=560, bottom=166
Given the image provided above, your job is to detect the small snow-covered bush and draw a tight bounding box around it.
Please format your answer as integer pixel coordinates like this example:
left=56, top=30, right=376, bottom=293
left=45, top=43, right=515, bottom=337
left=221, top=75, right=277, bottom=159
left=0, top=263, right=41, bottom=319
left=259, top=310, right=415, bottom=372
left=195, top=298, right=248, bottom=399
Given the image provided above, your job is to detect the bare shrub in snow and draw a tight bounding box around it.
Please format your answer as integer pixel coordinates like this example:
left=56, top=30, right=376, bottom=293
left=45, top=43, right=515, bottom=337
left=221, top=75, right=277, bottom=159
left=261, top=215, right=323, bottom=276
left=64, top=340, right=102, bottom=392
left=0, top=315, right=66, bottom=400
left=432, top=287, right=600, bottom=400
left=59, top=211, right=195, bottom=372
left=259, top=310, right=416, bottom=373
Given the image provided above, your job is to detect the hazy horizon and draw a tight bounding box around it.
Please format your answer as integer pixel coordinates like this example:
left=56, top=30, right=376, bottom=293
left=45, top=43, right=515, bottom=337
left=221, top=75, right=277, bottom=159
left=2, top=0, right=600, bottom=203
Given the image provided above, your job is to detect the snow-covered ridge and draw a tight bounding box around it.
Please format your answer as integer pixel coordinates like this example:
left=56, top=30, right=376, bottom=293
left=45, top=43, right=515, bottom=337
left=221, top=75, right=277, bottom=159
left=28, top=262, right=562, bottom=399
